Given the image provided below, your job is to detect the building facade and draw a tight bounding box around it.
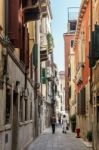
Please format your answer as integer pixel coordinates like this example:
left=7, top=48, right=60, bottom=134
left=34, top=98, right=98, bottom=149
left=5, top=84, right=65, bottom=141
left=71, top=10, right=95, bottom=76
left=56, top=71, right=67, bottom=123
left=0, top=0, right=55, bottom=149
left=64, top=33, right=75, bottom=111
left=74, top=0, right=92, bottom=140
left=89, top=0, right=99, bottom=149
left=64, top=7, right=78, bottom=117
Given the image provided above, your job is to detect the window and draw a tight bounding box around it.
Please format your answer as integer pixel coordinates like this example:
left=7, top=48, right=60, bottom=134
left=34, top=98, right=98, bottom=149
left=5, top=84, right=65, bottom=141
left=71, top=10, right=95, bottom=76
left=25, top=99, right=28, bottom=121
left=97, top=106, right=99, bottom=132
left=19, top=96, right=23, bottom=122
left=97, top=96, right=99, bottom=104
left=71, top=40, right=74, bottom=48
left=69, top=86, right=71, bottom=98
left=69, top=21, right=77, bottom=31
left=30, top=101, right=32, bottom=120
left=68, top=67, right=71, bottom=78
left=5, top=89, right=11, bottom=124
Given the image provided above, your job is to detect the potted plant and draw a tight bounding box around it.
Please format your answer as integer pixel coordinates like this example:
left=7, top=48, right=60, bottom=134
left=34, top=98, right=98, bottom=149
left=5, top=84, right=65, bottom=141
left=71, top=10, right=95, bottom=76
left=87, top=131, right=92, bottom=142
left=70, top=114, right=76, bottom=132
left=47, top=33, right=54, bottom=52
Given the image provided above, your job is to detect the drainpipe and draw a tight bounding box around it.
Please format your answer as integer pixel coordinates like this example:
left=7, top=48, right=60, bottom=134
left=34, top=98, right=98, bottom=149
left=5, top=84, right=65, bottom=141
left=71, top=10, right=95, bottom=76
left=90, top=0, right=94, bottom=148
left=34, top=20, right=40, bottom=137
left=35, top=21, right=40, bottom=84
left=90, top=0, right=93, bottom=111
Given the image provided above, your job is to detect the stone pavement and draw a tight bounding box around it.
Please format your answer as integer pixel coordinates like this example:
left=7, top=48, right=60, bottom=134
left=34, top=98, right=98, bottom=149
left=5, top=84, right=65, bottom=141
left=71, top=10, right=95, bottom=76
left=26, top=126, right=93, bottom=150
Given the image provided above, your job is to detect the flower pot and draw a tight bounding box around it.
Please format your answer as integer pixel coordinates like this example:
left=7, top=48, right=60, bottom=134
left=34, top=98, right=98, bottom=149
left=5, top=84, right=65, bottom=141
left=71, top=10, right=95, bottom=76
left=76, top=128, right=80, bottom=138
left=71, top=121, right=76, bottom=132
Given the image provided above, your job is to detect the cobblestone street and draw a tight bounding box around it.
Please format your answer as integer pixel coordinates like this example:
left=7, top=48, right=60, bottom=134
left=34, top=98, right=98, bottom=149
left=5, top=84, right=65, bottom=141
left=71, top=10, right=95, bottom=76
left=26, top=126, right=93, bottom=150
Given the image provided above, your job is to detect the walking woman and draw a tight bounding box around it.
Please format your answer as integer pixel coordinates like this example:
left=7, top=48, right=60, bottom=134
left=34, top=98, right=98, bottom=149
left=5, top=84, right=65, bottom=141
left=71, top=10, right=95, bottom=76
left=62, top=115, right=67, bottom=133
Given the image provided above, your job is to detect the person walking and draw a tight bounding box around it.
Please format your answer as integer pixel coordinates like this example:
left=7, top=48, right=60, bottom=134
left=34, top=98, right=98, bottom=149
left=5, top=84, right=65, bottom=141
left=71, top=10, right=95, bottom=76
left=62, top=115, right=67, bottom=133
left=58, top=116, right=61, bottom=124
left=50, top=114, right=56, bottom=134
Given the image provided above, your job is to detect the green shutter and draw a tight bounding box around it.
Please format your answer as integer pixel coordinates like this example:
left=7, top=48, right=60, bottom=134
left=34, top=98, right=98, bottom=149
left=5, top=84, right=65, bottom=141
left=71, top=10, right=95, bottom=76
left=33, top=44, right=38, bottom=68
left=89, top=32, right=95, bottom=67
left=94, top=25, right=99, bottom=60
left=89, top=25, right=99, bottom=68
left=41, top=68, right=46, bottom=84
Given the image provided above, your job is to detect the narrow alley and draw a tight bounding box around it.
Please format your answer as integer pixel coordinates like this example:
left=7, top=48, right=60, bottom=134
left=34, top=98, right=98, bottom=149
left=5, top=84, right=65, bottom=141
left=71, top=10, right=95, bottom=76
left=1, top=0, right=99, bottom=149
left=26, top=126, right=92, bottom=150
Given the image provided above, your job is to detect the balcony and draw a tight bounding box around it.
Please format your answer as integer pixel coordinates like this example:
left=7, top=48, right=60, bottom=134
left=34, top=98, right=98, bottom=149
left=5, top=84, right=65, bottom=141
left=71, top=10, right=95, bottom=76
left=40, top=0, right=48, bottom=17
left=46, top=66, right=53, bottom=81
left=40, top=33, right=48, bottom=50
left=40, top=50, right=48, bottom=62
left=40, top=33, right=48, bottom=62
left=23, top=2, right=40, bottom=23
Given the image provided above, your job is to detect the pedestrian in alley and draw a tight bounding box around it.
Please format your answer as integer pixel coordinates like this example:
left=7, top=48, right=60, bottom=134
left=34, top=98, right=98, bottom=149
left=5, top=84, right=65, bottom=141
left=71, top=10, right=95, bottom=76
left=62, top=114, right=67, bottom=134
left=50, top=114, right=56, bottom=134
left=58, top=116, right=61, bottom=124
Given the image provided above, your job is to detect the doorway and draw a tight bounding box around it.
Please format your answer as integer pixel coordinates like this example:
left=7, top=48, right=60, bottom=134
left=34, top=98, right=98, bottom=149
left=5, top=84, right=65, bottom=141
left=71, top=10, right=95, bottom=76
left=12, top=91, right=19, bottom=150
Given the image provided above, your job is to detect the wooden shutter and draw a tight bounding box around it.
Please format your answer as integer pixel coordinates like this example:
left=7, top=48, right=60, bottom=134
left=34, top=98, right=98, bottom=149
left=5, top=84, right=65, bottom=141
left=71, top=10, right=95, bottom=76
left=41, top=68, right=46, bottom=84
left=20, top=26, right=25, bottom=63
left=77, top=93, right=80, bottom=115
left=8, top=0, right=19, bottom=47
left=33, top=44, right=38, bottom=68
left=20, top=26, right=29, bottom=68
left=25, top=27, right=29, bottom=68
left=94, top=25, right=99, bottom=60
left=81, top=88, right=86, bottom=115
left=89, top=32, right=96, bottom=67
left=79, top=92, right=82, bottom=115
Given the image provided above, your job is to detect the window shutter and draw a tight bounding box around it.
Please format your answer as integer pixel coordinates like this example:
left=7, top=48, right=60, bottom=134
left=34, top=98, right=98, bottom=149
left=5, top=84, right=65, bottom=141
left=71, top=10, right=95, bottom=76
left=69, top=86, right=71, bottom=98
left=41, top=68, right=46, bottom=84
left=77, top=93, right=80, bottom=115
left=25, top=27, right=29, bottom=68
left=89, top=32, right=96, bottom=67
left=8, top=0, right=19, bottom=47
left=33, top=44, right=38, bottom=68
left=20, top=26, right=25, bottom=63
left=79, top=92, right=82, bottom=114
left=81, top=88, right=86, bottom=115
left=94, top=25, right=99, bottom=60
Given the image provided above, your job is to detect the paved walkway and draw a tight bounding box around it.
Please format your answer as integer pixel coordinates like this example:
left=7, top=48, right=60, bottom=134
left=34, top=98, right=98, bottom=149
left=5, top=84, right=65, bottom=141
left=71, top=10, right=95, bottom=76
left=26, top=126, right=93, bottom=150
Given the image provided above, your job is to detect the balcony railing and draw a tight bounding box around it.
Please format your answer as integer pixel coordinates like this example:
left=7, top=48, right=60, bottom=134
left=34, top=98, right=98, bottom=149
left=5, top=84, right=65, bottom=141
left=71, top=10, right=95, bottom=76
left=40, top=33, right=48, bottom=62
left=40, top=33, right=48, bottom=51
left=46, top=66, right=53, bottom=80
left=40, top=50, right=48, bottom=62
left=40, top=0, right=49, bottom=17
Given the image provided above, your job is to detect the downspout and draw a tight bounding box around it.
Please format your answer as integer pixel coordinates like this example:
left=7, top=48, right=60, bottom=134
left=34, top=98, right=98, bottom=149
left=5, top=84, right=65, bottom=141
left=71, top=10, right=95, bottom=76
left=34, top=20, right=40, bottom=137
left=4, top=0, right=8, bottom=76
left=90, top=0, right=94, bottom=148
left=90, top=0, right=92, bottom=103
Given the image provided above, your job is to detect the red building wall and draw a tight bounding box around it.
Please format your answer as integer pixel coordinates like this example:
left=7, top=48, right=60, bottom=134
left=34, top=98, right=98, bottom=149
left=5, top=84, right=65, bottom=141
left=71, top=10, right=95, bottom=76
left=64, top=33, right=75, bottom=110
left=75, top=1, right=90, bottom=93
